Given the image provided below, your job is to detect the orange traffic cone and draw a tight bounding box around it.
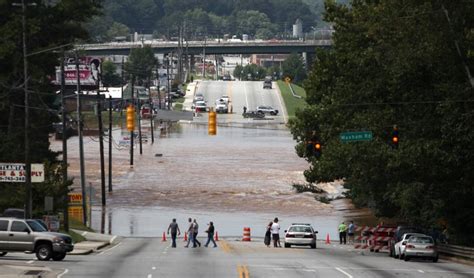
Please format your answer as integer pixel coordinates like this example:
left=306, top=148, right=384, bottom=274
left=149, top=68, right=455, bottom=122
left=325, top=233, right=331, bottom=244
left=215, top=231, right=219, bottom=241
left=183, top=232, right=188, bottom=242
left=162, top=232, right=167, bottom=242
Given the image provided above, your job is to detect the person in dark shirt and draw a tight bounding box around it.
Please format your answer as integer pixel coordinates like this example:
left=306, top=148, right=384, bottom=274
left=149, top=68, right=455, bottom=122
left=204, top=222, right=217, bottom=248
left=167, top=218, right=181, bottom=248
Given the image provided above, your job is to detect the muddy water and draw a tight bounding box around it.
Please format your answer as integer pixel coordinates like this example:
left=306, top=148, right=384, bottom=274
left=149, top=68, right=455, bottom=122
left=51, top=123, right=378, bottom=238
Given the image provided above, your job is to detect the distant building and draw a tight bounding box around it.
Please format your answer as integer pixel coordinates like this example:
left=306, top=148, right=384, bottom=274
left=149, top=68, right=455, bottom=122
left=293, top=19, right=303, bottom=39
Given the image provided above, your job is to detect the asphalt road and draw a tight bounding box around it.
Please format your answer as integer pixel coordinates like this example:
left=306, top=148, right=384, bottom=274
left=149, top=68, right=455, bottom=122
left=190, top=80, right=287, bottom=125
left=1, top=238, right=473, bottom=277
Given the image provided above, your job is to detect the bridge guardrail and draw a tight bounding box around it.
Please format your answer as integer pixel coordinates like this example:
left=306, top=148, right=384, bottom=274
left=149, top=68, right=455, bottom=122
left=438, top=243, right=474, bottom=259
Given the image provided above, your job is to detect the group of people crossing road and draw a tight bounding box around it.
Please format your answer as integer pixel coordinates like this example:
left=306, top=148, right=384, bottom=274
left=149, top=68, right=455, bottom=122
left=167, top=218, right=217, bottom=248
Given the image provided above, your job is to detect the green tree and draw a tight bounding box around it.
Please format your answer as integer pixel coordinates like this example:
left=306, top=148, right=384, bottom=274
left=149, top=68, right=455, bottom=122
left=125, top=46, right=157, bottom=82
left=0, top=0, right=101, bottom=213
left=102, top=60, right=123, bottom=87
left=282, top=53, right=306, bottom=84
left=290, top=0, right=474, bottom=244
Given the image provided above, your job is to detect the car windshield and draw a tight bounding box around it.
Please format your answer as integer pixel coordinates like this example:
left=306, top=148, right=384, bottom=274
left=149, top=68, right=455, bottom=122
left=26, top=220, right=47, bottom=232
left=289, top=226, right=313, bottom=233
left=408, top=236, right=433, bottom=244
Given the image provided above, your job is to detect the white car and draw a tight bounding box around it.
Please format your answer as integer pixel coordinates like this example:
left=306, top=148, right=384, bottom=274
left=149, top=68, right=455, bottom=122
left=393, top=233, right=426, bottom=259
left=192, top=101, right=207, bottom=112
left=215, top=103, right=228, bottom=113
left=284, top=223, right=317, bottom=249
left=256, top=105, right=278, bottom=115
left=220, top=95, right=230, bottom=103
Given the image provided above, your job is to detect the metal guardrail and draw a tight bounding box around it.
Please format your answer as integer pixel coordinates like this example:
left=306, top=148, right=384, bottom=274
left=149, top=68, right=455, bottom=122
left=288, top=83, right=302, bottom=99
left=438, top=243, right=474, bottom=259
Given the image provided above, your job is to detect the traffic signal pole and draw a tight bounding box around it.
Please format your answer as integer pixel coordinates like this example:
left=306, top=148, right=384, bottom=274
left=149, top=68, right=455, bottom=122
left=76, top=54, right=88, bottom=226
left=129, top=76, right=135, bottom=166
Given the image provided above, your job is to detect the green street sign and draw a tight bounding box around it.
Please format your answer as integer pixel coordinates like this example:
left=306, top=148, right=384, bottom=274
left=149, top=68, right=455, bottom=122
left=340, top=131, right=373, bottom=142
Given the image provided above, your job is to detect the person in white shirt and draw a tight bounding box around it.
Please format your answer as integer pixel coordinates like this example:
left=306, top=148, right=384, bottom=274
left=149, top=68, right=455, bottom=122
left=271, top=217, right=281, bottom=248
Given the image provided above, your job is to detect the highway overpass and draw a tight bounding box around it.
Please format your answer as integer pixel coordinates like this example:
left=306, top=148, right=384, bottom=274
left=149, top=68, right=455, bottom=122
left=77, top=40, right=332, bottom=56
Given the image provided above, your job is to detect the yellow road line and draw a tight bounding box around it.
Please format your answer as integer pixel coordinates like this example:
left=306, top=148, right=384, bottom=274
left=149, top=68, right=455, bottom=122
left=237, top=264, right=250, bottom=278
left=220, top=240, right=232, bottom=253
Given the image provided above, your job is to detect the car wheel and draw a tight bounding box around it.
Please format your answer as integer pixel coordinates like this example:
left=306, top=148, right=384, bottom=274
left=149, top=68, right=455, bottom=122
left=0, top=252, right=7, bottom=257
left=36, top=244, right=52, bottom=261
left=52, top=252, right=66, bottom=261
left=404, top=256, right=410, bottom=262
left=310, top=243, right=316, bottom=249
left=284, top=243, right=290, bottom=248
left=432, top=256, right=438, bottom=263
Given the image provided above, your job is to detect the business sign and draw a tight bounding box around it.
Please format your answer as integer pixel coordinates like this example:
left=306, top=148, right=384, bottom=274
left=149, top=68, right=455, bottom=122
left=68, top=193, right=83, bottom=205
left=52, top=56, right=101, bottom=86
left=340, top=131, right=373, bottom=142
left=0, top=163, right=44, bottom=183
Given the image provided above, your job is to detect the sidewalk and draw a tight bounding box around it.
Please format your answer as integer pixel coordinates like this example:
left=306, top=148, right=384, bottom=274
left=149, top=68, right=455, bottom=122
left=69, top=229, right=121, bottom=255
left=0, top=262, right=63, bottom=278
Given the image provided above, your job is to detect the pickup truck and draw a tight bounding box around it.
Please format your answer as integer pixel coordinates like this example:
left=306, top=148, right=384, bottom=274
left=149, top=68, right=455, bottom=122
left=0, top=217, right=74, bottom=261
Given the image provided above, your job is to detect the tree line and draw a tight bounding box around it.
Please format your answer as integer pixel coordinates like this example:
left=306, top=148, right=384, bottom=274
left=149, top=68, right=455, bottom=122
left=85, top=0, right=331, bottom=42
left=290, top=0, right=474, bottom=245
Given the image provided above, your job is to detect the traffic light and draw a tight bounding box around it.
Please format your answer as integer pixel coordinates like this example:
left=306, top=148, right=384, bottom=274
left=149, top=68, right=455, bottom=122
left=126, top=105, right=135, bottom=132
left=314, top=141, right=322, bottom=157
left=391, top=125, right=399, bottom=149
left=305, top=140, right=322, bottom=157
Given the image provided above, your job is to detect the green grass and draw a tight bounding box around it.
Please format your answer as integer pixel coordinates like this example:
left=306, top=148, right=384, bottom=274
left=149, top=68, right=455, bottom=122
left=60, top=218, right=94, bottom=243
left=277, top=80, right=307, bottom=119
left=173, top=97, right=185, bottom=111
left=71, top=111, right=123, bottom=129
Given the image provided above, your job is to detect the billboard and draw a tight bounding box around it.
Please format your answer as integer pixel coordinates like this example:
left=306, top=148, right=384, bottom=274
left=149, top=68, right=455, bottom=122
left=53, top=56, right=101, bottom=86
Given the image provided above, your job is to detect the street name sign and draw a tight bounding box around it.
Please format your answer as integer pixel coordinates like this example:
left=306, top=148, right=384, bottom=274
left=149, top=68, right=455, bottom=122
left=0, top=163, right=45, bottom=183
left=340, top=131, right=373, bottom=142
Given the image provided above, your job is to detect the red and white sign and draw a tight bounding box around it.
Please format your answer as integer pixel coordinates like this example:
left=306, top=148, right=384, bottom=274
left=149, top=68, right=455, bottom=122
left=53, top=56, right=101, bottom=86
left=0, top=163, right=45, bottom=183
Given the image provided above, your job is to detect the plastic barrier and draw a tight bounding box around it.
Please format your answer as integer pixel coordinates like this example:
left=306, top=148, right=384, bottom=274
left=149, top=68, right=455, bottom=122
left=242, top=227, right=251, bottom=241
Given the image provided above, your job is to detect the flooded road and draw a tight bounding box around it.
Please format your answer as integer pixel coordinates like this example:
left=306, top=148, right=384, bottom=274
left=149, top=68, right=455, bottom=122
left=51, top=122, right=377, bottom=239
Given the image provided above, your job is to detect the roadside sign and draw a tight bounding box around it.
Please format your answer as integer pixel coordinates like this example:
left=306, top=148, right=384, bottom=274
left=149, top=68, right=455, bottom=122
left=340, top=131, right=373, bottom=142
left=0, top=163, right=44, bottom=183
left=68, top=193, right=83, bottom=205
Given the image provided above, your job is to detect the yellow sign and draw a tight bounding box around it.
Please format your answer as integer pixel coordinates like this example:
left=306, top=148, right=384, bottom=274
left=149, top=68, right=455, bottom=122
left=285, top=77, right=292, bottom=84
left=68, top=193, right=83, bottom=205
left=68, top=206, right=83, bottom=222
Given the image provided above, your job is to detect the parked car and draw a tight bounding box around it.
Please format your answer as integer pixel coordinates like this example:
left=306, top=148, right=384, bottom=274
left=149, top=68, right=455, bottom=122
left=256, top=106, right=278, bottom=115
left=2, top=208, right=25, bottom=218
left=0, top=217, right=74, bottom=261
left=389, top=226, right=424, bottom=257
left=393, top=233, right=426, bottom=259
left=192, top=101, right=208, bottom=112
left=220, top=95, right=230, bottom=103
left=402, top=235, right=438, bottom=262
left=215, top=102, right=228, bottom=113
left=284, top=223, right=318, bottom=249
left=263, top=76, right=272, bottom=89
left=193, top=93, right=204, bottom=102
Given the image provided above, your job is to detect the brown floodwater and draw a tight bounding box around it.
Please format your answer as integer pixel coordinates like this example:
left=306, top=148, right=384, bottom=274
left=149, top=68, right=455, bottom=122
left=50, top=123, right=378, bottom=238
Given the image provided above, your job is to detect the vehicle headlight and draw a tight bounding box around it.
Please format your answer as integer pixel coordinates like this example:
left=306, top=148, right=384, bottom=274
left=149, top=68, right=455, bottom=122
left=53, top=237, right=65, bottom=244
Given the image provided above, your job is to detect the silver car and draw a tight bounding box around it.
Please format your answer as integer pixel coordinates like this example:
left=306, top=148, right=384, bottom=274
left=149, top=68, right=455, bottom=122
left=393, top=232, right=426, bottom=259
left=403, top=235, right=438, bottom=262
left=284, top=223, right=317, bottom=249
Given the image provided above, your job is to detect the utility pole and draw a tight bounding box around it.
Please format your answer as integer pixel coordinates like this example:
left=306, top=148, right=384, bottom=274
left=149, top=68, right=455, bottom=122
left=148, top=77, right=154, bottom=144
left=166, top=55, right=171, bottom=110
left=108, top=95, right=112, bottom=192
left=60, top=51, right=69, bottom=232
left=202, top=35, right=207, bottom=78
left=138, top=94, right=143, bottom=155
left=76, top=53, right=87, bottom=226
left=120, top=57, right=124, bottom=119
left=18, top=0, right=32, bottom=219
left=130, top=76, right=135, bottom=166
left=97, top=76, right=106, bottom=206
left=155, top=63, right=161, bottom=110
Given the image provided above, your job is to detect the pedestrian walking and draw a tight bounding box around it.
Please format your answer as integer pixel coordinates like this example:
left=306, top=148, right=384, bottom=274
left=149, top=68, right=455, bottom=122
left=204, top=222, right=218, bottom=248
left=184, top=218, right=195, bottom=248
left=271, top=217, right=281, bottom=248
left=347, top=221, right=355, bottom=244
left=243, top=106, right=247, bottom=114
left=193, top=219, right=201, bottom=247
left=264, top=221, right=272, bottom=247
left=167, top=218, right=181, bottom=248
left=338, top=221, right=347, bottom=245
